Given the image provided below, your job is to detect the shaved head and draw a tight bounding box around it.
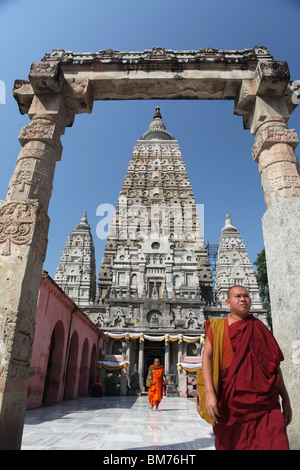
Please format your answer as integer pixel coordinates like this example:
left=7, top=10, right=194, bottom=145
left=227, top=285, right=249, bottom=299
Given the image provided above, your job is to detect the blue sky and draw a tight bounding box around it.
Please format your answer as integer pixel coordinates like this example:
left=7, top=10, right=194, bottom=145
left=0, top=0, right=299, bottom=279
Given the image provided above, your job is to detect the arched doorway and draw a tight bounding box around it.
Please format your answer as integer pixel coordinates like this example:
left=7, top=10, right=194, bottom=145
left=64, top=330, right=79, bottom=399
left=78, top=338, right=89, bottom=396
left=43, top=321, right=65, bottom=404
left=111, top=339, right=123, bottom=355
left=187, top=342, right=197, bottom=356
left=88, top=343, right=97, bottom=394
left=144, top=339, right=165, bottom=389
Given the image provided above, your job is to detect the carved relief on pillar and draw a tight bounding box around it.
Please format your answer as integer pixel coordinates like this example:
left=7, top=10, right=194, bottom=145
left=252, top=125, right=300, bottom=207
left=29, top=60, right=63, bottom=94
left=18, top=118, right=63, bottom=156
left=252, top=126, right=299, bottom=161
left=0, top=201, right=36, bottom=256
left=6, top=115, right=65, bottom=211
left=0, top=201, right=49, bottom=259
left=6, top=145, right=56, bottom=206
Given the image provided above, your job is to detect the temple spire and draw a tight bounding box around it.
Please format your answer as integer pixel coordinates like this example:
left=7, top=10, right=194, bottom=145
left=141, top=106, right=174, bottom=141
left=222, top=211, right=237, bottom=232
left=215, top=212, right=262, bottom=309
left=153, top=106, right=162, bottom=119
left=54, top=211, right=96, bottom=306
left=76, top=210, right=90, bottom=229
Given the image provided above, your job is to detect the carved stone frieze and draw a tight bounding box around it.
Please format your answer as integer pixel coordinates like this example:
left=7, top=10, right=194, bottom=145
left=252, top=126, right=299, bottom=162
left=252, top=125, right=300, bottom=207
left=7, top=158, right=53, bottom=198
left=41, top=46, right=274, bottom=69
left=18, top=119, right=63, bottom=152
left=0, top=202, right=36, bottom=256
left=29, top=60, right=63, bottom=94
left=0, top=201, right=48, bottom=259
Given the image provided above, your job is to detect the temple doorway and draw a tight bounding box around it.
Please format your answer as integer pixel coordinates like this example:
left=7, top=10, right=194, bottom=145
left=144, top=339, right=165, bottom=389
left=42, top=321, right=65, bottom=404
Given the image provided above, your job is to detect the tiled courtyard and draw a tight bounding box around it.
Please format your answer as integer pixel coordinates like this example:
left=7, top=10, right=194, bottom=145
left=21, top=395, right=215, bottom=450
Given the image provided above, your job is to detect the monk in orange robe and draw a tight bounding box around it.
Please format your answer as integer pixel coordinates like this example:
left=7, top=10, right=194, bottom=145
left=148, top=358, right=164, bottom=411
left=202, top=285, right=292, bottom=450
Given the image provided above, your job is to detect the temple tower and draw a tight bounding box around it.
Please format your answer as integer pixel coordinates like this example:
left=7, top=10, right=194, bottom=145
left=215, top=212, right=262, bottom=309
left=98, top=107, right=212, bottom=300
left=97, top=107, right=213, bottom=304
left=87, top=107, right=213, bottom=393
left=54, top=211, right=96, bottom=307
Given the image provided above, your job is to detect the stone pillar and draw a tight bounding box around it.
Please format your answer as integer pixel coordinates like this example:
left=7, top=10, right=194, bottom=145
left=164, top=337, right=170, bottom=382
left=138, top=337, right=144, bottom=391
left=179, top=366, right=187, bottom=398
left=0, top=71, right=71, bottom=448
left=249, top=95, right=300, bottom=449
left=120, top=367, right=128, bottom=396
left=176, top=337, right=183, bottom=388
left=125, top=338, right=131, bottom=367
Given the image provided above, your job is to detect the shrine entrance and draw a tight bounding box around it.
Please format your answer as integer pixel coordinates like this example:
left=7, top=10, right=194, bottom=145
left=144, top=339, right=165, bottom=389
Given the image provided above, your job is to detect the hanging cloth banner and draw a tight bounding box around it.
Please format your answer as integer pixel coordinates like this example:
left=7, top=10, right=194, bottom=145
left=183, top=335, right=205, bottom=344
left=97, top=360, right=129, bottom=371
left=104, top=332, right=142, bottom=340
left=144, top=334, right=165, bottom=341
left=104, top=332, right=205, bottom=344
left=177, top=362, right=202, bottom=372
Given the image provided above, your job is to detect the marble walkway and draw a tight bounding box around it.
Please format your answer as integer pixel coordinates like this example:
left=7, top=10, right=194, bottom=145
left=21, top=395, right=215, bottom=450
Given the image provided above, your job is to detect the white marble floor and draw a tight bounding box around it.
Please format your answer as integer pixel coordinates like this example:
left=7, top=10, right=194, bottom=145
left=21, top=395, right=215, bottom=450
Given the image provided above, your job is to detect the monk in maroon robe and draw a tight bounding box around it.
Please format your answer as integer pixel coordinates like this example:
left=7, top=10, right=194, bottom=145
left=202, top=285, right=292, bottom=450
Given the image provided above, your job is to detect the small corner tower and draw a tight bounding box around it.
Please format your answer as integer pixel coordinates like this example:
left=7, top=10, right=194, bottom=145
left=215, top=212, right=262, bottom=309
left=54, top=211, right=96, bottom=307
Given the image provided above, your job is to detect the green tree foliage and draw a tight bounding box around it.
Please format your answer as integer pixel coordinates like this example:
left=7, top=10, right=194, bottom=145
left=254, top=248, right=272, bottom=327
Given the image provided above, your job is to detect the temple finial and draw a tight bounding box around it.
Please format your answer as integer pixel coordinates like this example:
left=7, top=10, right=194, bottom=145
left=222, top=212, right=237, bottom=232
left=153, top=106, right=162, bottom=119
left=81, top=211, right=88, bottom=224
left=76, top=210, right=90, bottom=229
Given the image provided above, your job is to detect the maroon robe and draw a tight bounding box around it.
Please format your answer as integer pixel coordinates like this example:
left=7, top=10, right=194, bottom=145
left=213, top=315, right=289, bottom=450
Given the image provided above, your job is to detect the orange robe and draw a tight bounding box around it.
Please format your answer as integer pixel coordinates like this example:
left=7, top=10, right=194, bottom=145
left=148, top=365, right=164, bottom=406
left=205, top=315, right=289, bottom=450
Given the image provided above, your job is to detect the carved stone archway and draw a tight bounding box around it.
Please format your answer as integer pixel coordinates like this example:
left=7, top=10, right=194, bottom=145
left=0, top=46, right=299, bottom=449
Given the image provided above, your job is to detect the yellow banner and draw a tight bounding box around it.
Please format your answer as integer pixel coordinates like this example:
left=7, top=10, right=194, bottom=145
left=104, top=332, right=205, bottom=344
left=97, top=361, right=129, bottom=371
left=177, top=362, right=202, bottom=372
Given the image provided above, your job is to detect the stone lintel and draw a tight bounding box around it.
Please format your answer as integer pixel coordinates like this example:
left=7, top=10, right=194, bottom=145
left=42, top=46, right=275, bottom=70
left=13, top=47, right=295, bottom=122
left=254, top=61, right=290, bottom=97
left=284, top=81, right=300, bottom=115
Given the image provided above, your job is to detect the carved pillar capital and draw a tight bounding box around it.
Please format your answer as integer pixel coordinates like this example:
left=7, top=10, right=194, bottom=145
left=6, top=92, right=72, bottom=210
left=252, top=125, right=299, bottom=162
left=29, top=59, right=64, bottom=94
left=249, top=97, right=300, bottom=207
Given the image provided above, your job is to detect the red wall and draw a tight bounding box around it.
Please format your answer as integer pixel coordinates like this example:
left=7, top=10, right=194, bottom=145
left=26, top=271, right=106, bottom=409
